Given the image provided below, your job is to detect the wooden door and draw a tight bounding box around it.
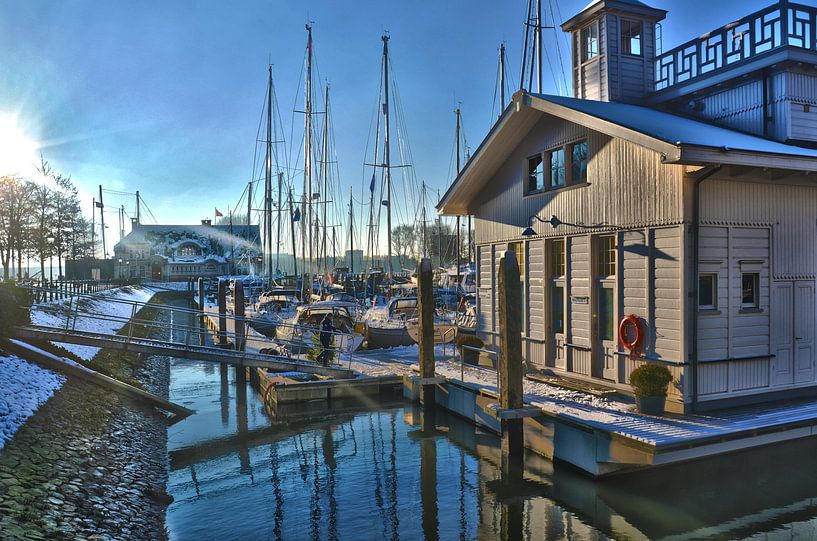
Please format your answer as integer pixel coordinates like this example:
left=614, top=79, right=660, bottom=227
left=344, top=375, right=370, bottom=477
left=794, top=281, right=815, bottom=384
left=773, top=281, right=815, bottom=386
left=772, top=282, right=793, bottom=386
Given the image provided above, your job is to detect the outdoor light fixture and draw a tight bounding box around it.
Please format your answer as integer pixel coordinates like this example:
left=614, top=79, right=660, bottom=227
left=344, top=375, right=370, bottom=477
left=521, top=215, right=562, bottom=237
left=521, top=214, right=607, bottom=237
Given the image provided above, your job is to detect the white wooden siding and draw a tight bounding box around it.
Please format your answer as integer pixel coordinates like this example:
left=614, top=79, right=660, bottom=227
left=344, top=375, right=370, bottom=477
left=473, top=117, right=685, bottom=246
left=653, top=227, right=682, bottom=362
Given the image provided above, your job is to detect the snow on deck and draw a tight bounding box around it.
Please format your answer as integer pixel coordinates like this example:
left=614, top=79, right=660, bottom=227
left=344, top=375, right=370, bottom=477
left=29, top=286, right=155, bottom=361
left=346, top=344, right=817, bottom=448
left=0, top=355, right=65, bottom=449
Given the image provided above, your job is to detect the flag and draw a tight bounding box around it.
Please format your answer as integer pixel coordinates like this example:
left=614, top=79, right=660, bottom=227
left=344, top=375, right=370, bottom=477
left=94, top=201, right=103, bottom=208
left=369, top=172, right=375, bottom=193
left=292, top=207, right=301, bottom=222
left=214, top=208, right=223, bottom=217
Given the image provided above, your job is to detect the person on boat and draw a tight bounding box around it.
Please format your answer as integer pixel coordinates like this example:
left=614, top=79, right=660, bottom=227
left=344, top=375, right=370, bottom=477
left=318, top=313, right=335, bottom=366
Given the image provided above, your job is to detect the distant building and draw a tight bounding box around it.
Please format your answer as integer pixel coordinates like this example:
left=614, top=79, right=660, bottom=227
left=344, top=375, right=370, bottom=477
left=113, top=221, right=260, bottom=281
left=439, top=0, right=817, bottom=412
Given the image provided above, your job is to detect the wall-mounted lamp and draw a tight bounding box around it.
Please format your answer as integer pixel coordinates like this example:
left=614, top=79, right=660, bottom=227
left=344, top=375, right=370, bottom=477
left=521, top=214, right=607, bottom=237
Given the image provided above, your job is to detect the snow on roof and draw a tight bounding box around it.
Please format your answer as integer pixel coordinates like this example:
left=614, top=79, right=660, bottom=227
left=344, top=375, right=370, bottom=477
left=535, top=93, right=817, bottom=159
left=580, top=0, right=655, bottom=11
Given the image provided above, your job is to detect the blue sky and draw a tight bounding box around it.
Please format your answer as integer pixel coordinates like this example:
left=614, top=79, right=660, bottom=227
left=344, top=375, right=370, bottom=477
left=0, top=0, right=773, bottom=230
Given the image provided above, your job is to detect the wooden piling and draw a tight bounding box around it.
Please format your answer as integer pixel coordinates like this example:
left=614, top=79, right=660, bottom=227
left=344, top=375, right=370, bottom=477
left=497, top=249, right=524, bottom=468
left=217, top=279, right=228, bottom=346
left=234, top=281, right=245, bottom=352
left=417, top=257, right=436, bottom=409
left=197, top=277, right=206, bottom=346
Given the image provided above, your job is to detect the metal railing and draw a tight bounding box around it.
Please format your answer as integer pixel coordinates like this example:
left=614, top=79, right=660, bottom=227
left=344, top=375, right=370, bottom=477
left=654, top=2, right=816, bottom=91
left=458, top=344, right=500, bottom=395
left=23, top=286, right=361, bottom=370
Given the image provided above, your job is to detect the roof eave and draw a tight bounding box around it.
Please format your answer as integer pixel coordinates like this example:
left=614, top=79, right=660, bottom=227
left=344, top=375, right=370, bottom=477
left=676, top=145, right=817, bottom=172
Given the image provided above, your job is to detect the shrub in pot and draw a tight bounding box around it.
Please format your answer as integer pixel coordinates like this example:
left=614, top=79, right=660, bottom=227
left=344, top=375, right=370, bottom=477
left=454, top=334, right=484, bottom=365
left=629, top=363, right=673, bottom=415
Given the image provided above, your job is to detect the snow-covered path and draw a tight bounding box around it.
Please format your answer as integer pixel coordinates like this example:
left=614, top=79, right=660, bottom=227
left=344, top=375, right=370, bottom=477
left=29, top=286, right=155, bottom=361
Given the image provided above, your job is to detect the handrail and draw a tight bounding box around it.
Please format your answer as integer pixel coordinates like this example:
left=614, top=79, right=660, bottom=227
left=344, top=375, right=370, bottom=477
left=654, top=2, right=815, bottom=91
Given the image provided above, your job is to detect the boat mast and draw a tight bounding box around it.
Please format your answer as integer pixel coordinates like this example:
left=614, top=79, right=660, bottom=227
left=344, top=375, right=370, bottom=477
left=247, top=180, right=253, bottom=274
left=499, top=42, right=507, bottom=110
left=421, top=181, right=428, bottom=257
left=276, top=171, right=282, bottom=275
left=289, top=188, right=298, bottom=280
left=304, top=23, right=314, bottom=284
left=265, top=65, right=274, bottom=284
left=321, top=83, right=330, bottom=279
left=455, top=107, right=461, bottom=289
left=348, top=187, right=354, bottom=274
left=382, top=34, right=393, bottom=282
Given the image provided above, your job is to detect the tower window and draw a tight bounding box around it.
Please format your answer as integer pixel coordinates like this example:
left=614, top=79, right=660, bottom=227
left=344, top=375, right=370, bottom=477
left=581, top=22, right=599, bottom=61
left=621, top=19, right=642, bottom=56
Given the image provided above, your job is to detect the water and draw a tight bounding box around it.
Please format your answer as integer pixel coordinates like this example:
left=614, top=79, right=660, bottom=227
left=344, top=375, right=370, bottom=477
left=163, top=304, right=817, bottom=540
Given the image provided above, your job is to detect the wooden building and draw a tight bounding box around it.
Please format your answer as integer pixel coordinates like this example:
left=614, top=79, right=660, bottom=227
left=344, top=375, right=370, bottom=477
left=439, top=0, right=817, bottom=412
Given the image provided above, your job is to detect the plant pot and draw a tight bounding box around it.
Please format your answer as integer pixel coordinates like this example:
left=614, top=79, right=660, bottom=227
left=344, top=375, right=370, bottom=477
left=635, top=395, right=666, bottom=415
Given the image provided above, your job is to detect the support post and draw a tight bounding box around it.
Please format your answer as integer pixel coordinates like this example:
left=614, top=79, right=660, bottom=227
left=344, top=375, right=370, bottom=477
left=498, top=249, right=524, bottom=470
left=417, top=257, right=435, bottom=410
left=234, top=281, right=245, bottom=352
left=217, top=279, right=228, bottom=347
left=197, top=277, right=205, bottom=346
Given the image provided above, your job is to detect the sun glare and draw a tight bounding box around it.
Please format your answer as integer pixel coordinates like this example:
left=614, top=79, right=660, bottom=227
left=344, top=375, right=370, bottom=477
left=0, top=113, right=39, bottom=178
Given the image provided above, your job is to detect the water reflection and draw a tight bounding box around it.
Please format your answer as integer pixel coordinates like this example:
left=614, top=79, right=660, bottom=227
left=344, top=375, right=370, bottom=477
left=163, top=304, right=817, bottom=540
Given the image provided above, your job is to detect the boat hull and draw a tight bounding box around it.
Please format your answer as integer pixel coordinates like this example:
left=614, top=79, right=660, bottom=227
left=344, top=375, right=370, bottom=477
left=365, top=325, right=414, bottom=349
left=406, top=320, right=458, bottom=345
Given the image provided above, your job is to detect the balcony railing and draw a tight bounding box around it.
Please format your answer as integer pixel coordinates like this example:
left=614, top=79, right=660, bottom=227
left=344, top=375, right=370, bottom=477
left=655, top=1, right=817, bottom=91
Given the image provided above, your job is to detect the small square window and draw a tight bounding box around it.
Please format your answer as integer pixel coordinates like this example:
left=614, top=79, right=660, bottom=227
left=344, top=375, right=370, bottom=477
left=581, top=22, right=599, bottom=62
left=550, top=148, right=566, bottom=188
left=621, top=19, right=643, bottom=56
left=699, top=273, right=717, bottom=310
left=596, top=235, right=616, bottom=278
left=571, top=140, right=588, bottom=184
left=741, top=273, right=759, bottom=308
left=527, top=155, right=544, bottom=193
left=549, top=239, right=565, bottom=278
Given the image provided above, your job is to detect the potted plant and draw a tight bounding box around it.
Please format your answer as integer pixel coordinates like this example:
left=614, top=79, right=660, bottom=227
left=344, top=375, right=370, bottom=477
left=629, top=363, right=673, bottom=415
left=454, top=334, right=484, bottom=365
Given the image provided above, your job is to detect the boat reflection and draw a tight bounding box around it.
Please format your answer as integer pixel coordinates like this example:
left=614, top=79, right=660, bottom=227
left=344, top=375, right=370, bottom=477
left=167, top=380, right=817, bottom=541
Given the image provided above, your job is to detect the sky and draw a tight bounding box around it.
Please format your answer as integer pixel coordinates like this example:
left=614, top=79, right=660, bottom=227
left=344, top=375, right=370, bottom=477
left=0, top=0, right=776, bottom=237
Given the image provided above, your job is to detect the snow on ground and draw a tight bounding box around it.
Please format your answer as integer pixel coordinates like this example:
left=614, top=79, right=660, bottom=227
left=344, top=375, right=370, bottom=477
left=29, top=286, right=155, bottom=361
left=344, top=344, right=633, bottom=415
left=0, top=355, right=65, bottom=449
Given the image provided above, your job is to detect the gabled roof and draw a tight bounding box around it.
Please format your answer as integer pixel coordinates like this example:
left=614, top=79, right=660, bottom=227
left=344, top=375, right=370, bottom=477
left=437, top=92, right=817, bottom=216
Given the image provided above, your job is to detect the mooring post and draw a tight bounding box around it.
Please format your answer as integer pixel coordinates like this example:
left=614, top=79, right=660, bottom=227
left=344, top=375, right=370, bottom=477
left=217, top=279, right=228, bottom=346
left=197, top=277, right=205, bottom=346
left=418, top=257, right=436, bottom=413
left=234, top=281, right=245, bottom=352
left=498, top=249, right=524, bottom=473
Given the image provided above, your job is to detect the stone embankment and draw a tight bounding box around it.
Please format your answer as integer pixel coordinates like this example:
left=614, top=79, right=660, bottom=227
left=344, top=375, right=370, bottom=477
left=0, top=290, right=180, bottom=540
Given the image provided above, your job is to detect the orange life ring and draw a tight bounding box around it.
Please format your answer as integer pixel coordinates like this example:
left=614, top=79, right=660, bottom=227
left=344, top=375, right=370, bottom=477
left=618, top=314, right=644, bottom=353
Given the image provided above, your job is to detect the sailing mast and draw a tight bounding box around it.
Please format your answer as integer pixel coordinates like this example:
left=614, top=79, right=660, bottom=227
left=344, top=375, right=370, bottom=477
left=348, top=187, right=354, bottom=274
left=455, top=107, right=461, bottom=290
left=499, top=43, right=507, bottom=109
left=264, top=65, right=274, bottom=284
left=321, top=84, right=330, bottom=280
left=303, top=23, right=315, bottom=287
left=276, top=171, right=283, bottom=275
left=382, top=34, right=393, bottom=282
left=289, top=188, right=298, bottom=280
